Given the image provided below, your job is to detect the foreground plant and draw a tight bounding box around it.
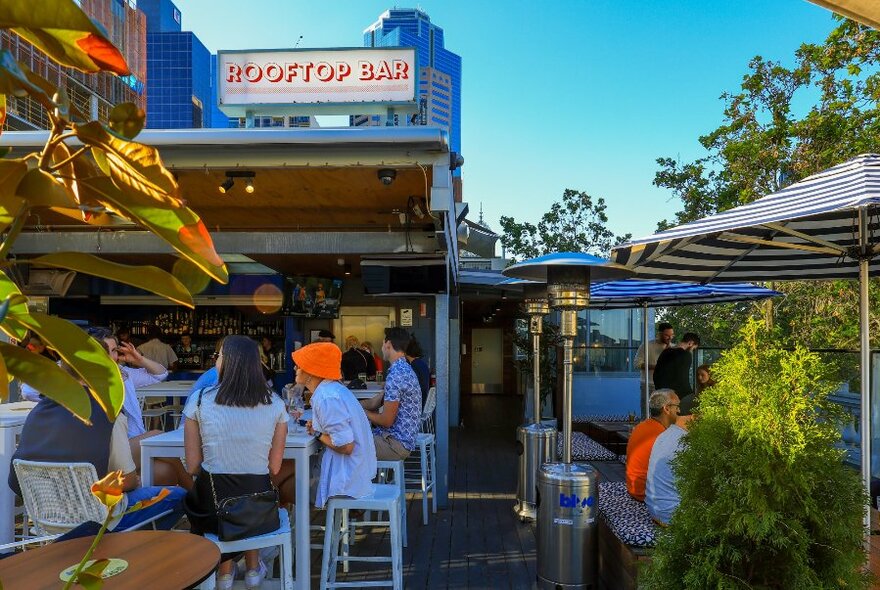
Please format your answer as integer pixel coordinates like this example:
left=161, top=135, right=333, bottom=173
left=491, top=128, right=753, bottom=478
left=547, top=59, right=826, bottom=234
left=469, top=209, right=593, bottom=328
left=0, top=1, right=228, bottom=423
left=642, top=320, right=870, bottom=589
left=61, top=471, right=170, bottom=589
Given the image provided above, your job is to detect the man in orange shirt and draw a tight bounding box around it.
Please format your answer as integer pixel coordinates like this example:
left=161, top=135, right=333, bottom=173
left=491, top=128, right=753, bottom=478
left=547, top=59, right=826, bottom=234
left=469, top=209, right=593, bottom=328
left=625, top=389, right=680, bottom=501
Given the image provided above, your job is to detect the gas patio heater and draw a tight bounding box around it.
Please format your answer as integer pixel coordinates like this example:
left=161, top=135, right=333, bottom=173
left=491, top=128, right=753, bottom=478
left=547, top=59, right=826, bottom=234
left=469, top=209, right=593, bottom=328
left=503, top=252, right=632, bottom=590
left=504, top=279, right=556, bottom=521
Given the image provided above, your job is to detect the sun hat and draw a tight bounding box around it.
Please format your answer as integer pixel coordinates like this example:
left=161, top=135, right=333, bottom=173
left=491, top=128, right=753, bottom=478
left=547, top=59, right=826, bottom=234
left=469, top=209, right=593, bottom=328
left=292, top=342, right=342, bottom=381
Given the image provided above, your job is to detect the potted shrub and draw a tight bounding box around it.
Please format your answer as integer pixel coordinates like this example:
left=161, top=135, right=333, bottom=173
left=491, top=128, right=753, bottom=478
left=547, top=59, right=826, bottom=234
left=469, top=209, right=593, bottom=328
left=642, top=320, right=870, bottom=589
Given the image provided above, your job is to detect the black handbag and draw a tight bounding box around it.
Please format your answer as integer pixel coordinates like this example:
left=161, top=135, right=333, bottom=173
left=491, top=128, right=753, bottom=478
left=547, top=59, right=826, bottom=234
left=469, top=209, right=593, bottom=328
left=194, top=388, right=280, bottom=542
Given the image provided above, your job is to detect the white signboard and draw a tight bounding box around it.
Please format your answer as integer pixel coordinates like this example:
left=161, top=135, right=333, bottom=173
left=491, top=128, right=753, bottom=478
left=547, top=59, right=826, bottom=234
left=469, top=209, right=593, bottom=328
left=400, top=309, right=413, bottom=327
left=217, top=47, right=417, bottom=116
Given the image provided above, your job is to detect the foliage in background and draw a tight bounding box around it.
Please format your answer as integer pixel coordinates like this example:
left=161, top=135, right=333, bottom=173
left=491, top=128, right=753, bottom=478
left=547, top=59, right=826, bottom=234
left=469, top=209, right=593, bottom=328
left=642, top=320, right=869, bottom=589
left=512, top=317, right=559, bottom=409
left=499, top=188, right=631, bottom=263
left=0, top=1, right=228, bottom=423
left=652, top=17, right=880, bottom=353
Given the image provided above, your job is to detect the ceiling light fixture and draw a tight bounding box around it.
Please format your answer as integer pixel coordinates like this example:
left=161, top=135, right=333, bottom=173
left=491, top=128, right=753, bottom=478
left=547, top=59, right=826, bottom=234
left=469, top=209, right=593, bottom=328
left=218, top=177, right=234, bottom=194
left=244, top=177, right=255, bottom=194
left=220, top=170, right=256, bottom=194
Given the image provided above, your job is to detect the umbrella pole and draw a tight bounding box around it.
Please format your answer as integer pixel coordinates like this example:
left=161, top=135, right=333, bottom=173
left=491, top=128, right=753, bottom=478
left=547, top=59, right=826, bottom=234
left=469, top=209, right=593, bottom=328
left=859, top=208, right=872, bottom=533
left=643, top=302, right=650, bottom=418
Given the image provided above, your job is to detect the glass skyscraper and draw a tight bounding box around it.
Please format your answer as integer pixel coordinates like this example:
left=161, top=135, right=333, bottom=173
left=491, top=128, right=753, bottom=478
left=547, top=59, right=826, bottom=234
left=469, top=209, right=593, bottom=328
left=361, top=9, right=462, bottom=161
left=140, top=0, right=227, bottom=128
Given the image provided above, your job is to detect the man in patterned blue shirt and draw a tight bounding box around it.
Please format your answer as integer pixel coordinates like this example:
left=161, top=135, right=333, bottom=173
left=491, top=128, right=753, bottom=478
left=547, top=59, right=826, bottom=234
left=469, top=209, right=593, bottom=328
left=361, top=327, right=422, bottom=460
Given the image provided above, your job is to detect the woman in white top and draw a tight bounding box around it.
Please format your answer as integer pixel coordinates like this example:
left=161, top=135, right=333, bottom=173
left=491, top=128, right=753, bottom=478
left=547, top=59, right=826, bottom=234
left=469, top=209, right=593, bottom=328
left=292, top=342, right=376, bottom=508
left=183, top=335, right=287, bottom=590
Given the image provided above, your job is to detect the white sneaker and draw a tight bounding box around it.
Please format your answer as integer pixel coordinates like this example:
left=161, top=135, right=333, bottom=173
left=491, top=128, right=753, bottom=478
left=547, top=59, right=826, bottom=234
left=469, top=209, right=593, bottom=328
left=245, top=560, right=268, bottom=589
left=217, top=573, right=234, bottom=590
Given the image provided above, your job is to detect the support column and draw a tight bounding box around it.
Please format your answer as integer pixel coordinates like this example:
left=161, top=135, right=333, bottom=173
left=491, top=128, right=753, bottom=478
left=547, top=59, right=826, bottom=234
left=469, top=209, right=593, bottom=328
left=449, top=303, right=461, bottom=428
left=435, top=293, right=450, bottom=508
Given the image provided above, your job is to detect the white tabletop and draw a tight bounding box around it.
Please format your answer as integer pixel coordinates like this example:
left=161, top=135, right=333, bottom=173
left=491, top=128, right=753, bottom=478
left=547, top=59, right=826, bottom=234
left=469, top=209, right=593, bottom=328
left=136, top=380, right=196, bottom=399
left=139, top=424, right=318, bottom=448
left=0, top=402, right=36, bottom=427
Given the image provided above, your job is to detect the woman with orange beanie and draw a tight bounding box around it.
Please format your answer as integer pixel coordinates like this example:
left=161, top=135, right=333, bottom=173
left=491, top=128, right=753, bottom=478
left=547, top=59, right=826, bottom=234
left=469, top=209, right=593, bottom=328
left=291, top=342, right=376, bottom=508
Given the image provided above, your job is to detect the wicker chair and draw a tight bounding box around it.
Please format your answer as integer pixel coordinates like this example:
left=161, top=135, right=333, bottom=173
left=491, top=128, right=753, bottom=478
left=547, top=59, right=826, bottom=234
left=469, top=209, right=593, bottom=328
left=12, top=460, right=170, bottom=535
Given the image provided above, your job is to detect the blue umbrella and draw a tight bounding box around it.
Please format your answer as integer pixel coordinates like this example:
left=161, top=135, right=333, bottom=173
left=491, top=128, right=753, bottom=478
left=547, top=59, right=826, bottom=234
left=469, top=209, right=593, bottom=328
left=500, top=278, right=781, bottom=415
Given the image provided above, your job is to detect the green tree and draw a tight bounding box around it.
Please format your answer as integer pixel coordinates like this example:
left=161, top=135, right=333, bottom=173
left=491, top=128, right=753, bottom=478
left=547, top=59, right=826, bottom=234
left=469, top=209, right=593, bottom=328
left=499, top=188, right=630, bottom=263
left=642, top=320, right=870, bottom=589
left=654, top=17, right=880, bottom=353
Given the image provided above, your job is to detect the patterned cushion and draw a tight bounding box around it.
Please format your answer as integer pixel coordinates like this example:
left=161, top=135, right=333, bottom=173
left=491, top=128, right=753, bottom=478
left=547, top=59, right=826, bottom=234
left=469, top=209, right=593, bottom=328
left=598, top=481, right=657, bottom=547
left=557, top=432, right=618, bottom=462
left=618, top=454, right=627, bottom=465
left=573, top=414, right=630, bottom=423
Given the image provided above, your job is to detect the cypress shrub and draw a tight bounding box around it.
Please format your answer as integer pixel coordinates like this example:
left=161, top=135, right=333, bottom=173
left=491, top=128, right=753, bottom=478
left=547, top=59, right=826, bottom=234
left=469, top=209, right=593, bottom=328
left=642, top=320, right=870, bottom=589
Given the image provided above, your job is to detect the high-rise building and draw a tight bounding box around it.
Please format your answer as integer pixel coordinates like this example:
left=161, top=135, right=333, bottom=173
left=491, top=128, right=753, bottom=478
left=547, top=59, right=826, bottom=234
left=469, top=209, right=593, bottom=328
left=0, top=0, right=147, bottom=130
left=358, top=9, right=462, bottom=160
left=140, top=0, right=227, bottom=128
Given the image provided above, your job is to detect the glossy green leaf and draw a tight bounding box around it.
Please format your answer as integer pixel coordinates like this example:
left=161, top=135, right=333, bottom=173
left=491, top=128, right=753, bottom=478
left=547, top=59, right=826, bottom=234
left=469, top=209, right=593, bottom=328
left=0, top=2, right=130, bottom=75
left=51, top=140, right=79, bottom=204
left=108, top=103, right=145, bottom=140
left=0, top=293, right=26, bottom=325
left=15, top=168, right=77, bottom=208
left=0, top=341, right=91, bottom=422
left=0, top=159, right=28, bottom=234
left=172, top=257, right=211, bottom=295
left=30, top=252, right=194, bottom=308
left=0, top=272, right=29, bottom=341
left=0, top=50, right=52, bottom=111
left=79, top=176, right=228, bottom=284
left=5, top=312, right=123, bottom=419
left=75, top=122, right=182, bottom=208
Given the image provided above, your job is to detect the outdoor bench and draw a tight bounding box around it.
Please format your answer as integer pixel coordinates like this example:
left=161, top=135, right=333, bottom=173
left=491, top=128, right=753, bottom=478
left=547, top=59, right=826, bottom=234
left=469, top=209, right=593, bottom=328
left=598, top=481, right=656, bottom=590
left=557, top=431, right=618, bottom=462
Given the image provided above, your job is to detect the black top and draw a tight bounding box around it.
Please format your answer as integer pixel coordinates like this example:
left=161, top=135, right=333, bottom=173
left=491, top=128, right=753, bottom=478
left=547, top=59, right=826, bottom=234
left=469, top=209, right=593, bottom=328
left=409, top=357, right=431, bottom=404
left=341, top=348, right=375, bottom=381
left=652, top=347, right=693, bottom=398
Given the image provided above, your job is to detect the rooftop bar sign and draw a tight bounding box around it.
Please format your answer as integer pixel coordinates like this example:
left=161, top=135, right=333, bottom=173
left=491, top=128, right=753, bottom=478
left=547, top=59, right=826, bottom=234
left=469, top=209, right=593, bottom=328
left=217, top=47, right=418, bottom=116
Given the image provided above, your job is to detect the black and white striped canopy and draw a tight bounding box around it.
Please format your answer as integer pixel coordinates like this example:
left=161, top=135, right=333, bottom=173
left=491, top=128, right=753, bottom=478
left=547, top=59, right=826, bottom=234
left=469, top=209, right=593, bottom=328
left=611, top=154, right=880, bottom=281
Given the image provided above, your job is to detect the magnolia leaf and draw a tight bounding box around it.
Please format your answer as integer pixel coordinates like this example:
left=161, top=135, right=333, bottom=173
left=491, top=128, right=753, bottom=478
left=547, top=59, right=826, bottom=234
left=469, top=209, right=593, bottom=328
left=30, top=252, right=195, bottom=307
left=5, top=312, right=123, bottom=419
left=51, top=140, right=79, bottom=204
left=0, top=2, right=130, bottom=75
left=52, top=87, right=70, bottom=119
left=0, top=293, right=26, bottom=325
left=0, top=50, right=52, bottom=110
left=172, top=257, right=211, bottom=295
left=16, top=168, right=77, bottom=208
left=50, top=206, right=123, bottom=226
left=0, top=159, right=28, bottom=233
left=75, top=122, right=182, bottom=208
left=108, top=103, right=145, bottom=140
left=0, top=272, right=29, bottom=340
left=0, top=341, right=91, bottom=421
left=79, top=176, right=228, bottom=284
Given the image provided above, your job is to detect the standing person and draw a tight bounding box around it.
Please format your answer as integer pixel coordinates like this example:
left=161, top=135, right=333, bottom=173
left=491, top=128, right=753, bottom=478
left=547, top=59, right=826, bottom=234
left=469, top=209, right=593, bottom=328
left=189, top=338, right=224, bottom=395
left=653, top=333, right=700, bottom=399
left=293, top=342, right=376, bottom=509
left=361, top=327, right=422, bottom=460
left=25, top=333, right=57, bottom=361
left=625, top=389, right=680, bottom=501
left=316, top=329, right=335, bottom=343
left=635, top=322, right=674, bottom=394
left=681, top=364, right=716, bottom=415
left=341, top=335, right=370, bottom=381
left=137, top=325, right=179, bottom=371
left=183, top=335, right=288, bottom=590
left=405, top=336, right=431, bottom=405
left=361, top=341, right=383, bottom=376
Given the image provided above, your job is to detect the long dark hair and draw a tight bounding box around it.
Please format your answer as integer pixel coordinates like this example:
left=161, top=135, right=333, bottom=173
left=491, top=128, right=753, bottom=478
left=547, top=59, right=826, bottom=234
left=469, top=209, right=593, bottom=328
left=216, top=335, right=272, bottom=407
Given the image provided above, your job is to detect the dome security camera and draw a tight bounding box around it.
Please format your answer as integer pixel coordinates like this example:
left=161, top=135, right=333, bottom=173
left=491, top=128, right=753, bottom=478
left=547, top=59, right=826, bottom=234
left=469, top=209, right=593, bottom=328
left=377, top=168, right=397, bottom=185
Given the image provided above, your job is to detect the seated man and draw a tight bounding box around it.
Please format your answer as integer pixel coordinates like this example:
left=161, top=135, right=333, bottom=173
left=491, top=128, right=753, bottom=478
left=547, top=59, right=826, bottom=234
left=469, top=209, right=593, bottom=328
left=9, top=362, right=186, bottom=531
left=361, top=327, right=422, bottom=461
left=625, top=389, right=680, bottom=501
left=646, top=416, right=691, bottom=525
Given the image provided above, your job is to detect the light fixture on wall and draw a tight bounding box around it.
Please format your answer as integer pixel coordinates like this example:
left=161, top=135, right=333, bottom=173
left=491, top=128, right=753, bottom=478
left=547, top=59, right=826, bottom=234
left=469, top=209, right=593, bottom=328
left=219, top=171, right=256, bottom=194
left=344, top=263, right=352, bottom=276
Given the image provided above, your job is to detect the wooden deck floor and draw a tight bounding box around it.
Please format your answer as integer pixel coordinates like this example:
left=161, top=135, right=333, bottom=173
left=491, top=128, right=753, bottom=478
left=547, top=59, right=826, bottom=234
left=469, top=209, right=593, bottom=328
left=312, top=395, right=625, bottom=589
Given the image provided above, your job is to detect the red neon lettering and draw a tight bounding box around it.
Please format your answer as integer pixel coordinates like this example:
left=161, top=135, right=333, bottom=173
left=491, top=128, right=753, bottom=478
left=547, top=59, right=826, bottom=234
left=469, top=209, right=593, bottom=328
left=243, top=63, right=263, bottom=83
left=301, top=62, right=314, bottom=82
left=226, top=63, right=242, bottom=83
left=264, top=63, right=284, bottom=83
left=315, top=62, right=335, bottom=82
left=336, top=61, right=351, bottom=81
left=393, top=60, right=409, bottom=80
left=285, top=63, right=299, bottom=82
left=359, top=61, right=374, bottom=80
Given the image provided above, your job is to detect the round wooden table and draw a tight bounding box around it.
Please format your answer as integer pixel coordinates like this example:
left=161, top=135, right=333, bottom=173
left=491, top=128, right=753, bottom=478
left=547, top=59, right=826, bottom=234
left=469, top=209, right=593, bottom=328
left=0, top=530, right=220, bottom=589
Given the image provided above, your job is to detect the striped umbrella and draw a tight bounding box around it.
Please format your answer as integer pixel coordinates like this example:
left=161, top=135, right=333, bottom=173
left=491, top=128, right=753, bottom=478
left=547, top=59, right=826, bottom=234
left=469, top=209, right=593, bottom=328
left=610, top=153, right=880, bottom=527
left=501, top=278, right=780, bottom=415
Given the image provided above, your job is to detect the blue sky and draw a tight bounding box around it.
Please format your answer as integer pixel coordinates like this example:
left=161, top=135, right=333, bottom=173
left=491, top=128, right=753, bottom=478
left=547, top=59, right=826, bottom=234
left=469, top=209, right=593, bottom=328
left=175, top=0, right=839, bottom=242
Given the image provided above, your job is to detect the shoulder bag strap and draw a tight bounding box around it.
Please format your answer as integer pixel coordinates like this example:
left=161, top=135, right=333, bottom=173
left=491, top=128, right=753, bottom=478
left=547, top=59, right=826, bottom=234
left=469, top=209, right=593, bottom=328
left=195, top=387, right=220, bottom=510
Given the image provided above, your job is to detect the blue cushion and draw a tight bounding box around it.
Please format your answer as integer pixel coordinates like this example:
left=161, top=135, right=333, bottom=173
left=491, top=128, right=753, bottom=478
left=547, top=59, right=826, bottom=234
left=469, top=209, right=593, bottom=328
left=557, top=432, right=618, bottom=462
left=598, top=481, right=657, bottom=547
